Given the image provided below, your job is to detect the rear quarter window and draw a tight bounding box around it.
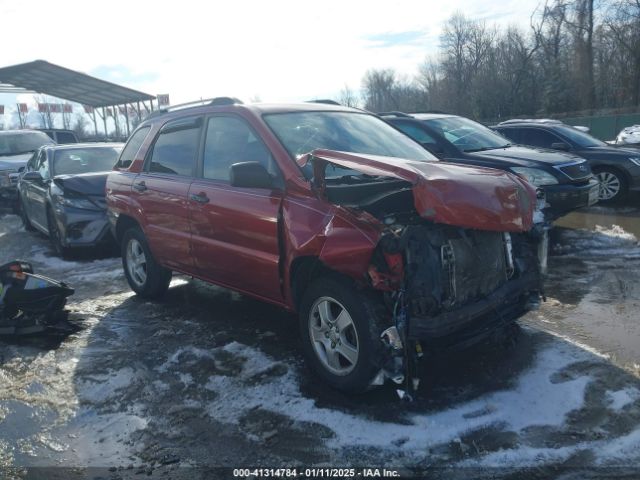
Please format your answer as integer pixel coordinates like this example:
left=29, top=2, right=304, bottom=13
left=116, top=126, right=151, bottom=169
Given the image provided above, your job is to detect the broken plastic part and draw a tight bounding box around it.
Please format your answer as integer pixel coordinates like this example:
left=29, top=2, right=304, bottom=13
left=503, top=232, right=515, bottom=279
left=369, top=369, right=386, bottom=386
left=381, top=326, right=404, bottom=350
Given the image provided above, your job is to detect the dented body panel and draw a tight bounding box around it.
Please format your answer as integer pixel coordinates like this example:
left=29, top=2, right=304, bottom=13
left=307, top=149, right=537, bottom=233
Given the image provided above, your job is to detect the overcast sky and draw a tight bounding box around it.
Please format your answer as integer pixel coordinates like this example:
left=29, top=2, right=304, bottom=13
left=1, top=0, right=541, bottom=107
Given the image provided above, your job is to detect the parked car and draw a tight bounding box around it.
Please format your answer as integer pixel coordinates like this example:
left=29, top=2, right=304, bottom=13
left=382, top=113, right=599, bottom=219
left=0, top=130, right=55, bottom=208
left=612, top=125, right=640, bottom=148
left=18, top=143, right=123, bottom=256
left=494, top=119, right=640, bottom=202
left=106, top=99, right=548, bottom=394
left=38, top=129, right=80, bottom=144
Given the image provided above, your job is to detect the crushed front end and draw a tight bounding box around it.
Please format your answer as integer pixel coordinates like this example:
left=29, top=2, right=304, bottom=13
left=307, top=150, right=549, bottom=398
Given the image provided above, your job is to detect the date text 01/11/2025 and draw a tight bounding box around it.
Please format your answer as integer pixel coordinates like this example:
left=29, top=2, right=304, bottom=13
left=233, top=468, right=402, bottom=478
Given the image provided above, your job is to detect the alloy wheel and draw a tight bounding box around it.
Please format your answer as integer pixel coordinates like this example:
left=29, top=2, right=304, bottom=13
left=596, top=171, right=621, bottom=200
left=126, top=238, right=147, bottom=287
left=308, top=296, right=360, bottom=376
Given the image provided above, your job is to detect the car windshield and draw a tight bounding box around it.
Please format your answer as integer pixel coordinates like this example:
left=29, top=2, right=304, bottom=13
left=556, top=125, right=606, bottom=148
left=263, top=111, right=435, bottom=178
left=0, top=131, right=54, bottom=156
left=52, top=147, right=121, bottom=176
left=423, top=116, right=511, bottom=152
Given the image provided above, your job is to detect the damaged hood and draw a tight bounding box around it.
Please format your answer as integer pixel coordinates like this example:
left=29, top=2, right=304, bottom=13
left=53, top=172, right=109, bottom=196
left=306, top=149, right=537, bottom=233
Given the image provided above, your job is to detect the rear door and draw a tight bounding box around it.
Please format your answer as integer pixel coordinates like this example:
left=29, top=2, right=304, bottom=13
left=188, top=114, right=284, bottom=302
left=134, top=116, right=202, bottom=272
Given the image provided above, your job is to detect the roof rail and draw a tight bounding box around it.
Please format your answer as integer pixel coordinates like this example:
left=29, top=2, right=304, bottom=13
left=411, top=110, right=450, bottom=115
left=306, top=99, right=342, bottom=106
left=377, top=111, right=413, bottom=118
left=498, top=118, right=564, bottom=125
left=146, top=97, right=244, bottom=120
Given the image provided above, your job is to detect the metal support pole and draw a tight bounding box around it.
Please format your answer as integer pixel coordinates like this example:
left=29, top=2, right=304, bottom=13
left=124, top=104, right=130, bottom=137
left=15, top=103, right=24, bottom=128
left=92, top=109, right=98, bottom=137
left=102, top=107, right=108, bottom=138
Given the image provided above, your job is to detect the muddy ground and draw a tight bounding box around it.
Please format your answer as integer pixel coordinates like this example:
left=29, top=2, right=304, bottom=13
left=1, top=203, right=640, bottom=479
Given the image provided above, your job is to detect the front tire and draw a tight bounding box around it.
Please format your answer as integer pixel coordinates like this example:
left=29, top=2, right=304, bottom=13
left=299, top=276, right=388, bottom=393
left=594, top=167, right=627, bottom=203
left=19, top=198, right=35, bottom=232
left=121, top=227, right=172, bottom=298
left=47, top=207, right=71, bottom=258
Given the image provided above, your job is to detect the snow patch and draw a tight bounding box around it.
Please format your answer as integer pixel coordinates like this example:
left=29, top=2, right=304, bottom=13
left=606, top=387, right=640, bottom=411
left=78, top=368, right=137, bottom=404
left=197, top=337, right=592, bottom=456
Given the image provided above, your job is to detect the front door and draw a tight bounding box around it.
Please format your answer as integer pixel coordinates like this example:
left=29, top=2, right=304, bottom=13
left=189, top=114, right=284, bottom=303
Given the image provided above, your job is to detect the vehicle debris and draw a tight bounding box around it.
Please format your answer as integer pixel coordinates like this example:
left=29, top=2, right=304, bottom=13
left=0, top=260, right=74, bottom=335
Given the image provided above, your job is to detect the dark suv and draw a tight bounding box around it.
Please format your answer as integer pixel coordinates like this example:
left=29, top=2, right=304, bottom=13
left=494, top=119, right=640, bottom=202
left=106, top=99, right=548, bottom=394
left=382, top=113, right=599, bottom=219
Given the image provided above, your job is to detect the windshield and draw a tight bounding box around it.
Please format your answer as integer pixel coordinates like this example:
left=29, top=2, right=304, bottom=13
left=0, top=131, right=54, bottom=156
left=556, top=125, right=606, bottom=148
left=52, top=147, right=121, bottom=176
left=423, top=116, right=511, bottom=152
left=263, top=111, right=435, bottom=178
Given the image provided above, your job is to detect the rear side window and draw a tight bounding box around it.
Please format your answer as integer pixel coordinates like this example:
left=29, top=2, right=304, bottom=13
left=117, top=126, right=151, bottom=169
left=56, top=132, right=77, bottom=144
left=520, top=128, right=560, bottom=149
left=148, top=119, right=201, bottom=176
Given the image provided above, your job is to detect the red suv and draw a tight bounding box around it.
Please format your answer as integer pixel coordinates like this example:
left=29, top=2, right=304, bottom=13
left=106, top=99, right=548, bottom=394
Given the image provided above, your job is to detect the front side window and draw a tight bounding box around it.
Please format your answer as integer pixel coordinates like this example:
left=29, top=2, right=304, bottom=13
left=37, top=151, right=50, bottom=179
left=148, top=120, right=200, bottom=176
left=52, top=147, right=121, bottom=176
left=394, top=122, right=438, bottom=144
left=555, top=125, right=606, bottom=148
left=202, top=116, right=277, bottom=181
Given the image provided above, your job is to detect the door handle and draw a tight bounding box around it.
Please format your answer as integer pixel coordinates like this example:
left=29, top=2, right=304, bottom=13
left=190, top=192, right=209, bottom=204
left=133, top=181, right=147, bottom=192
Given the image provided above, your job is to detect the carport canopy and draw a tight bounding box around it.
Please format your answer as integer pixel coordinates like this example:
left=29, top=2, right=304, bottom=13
left=0, top=60, right=155, bottom=107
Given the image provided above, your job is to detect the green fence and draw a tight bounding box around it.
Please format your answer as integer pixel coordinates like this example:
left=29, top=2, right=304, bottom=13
left=560, top=113, right=640, bottom=141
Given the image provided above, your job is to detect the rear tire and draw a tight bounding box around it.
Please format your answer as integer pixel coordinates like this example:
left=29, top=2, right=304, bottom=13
left=299, top=275, right=388, bottom=393
left=121, top=226, right=172, bottom=298
left=594, top=167, right=627, bottom=203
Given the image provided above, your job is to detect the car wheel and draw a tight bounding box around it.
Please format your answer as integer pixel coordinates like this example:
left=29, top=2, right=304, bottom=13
left=594, top=167, right=627, bottom=202
left=122, top=226, right=172, bottom=298
left=19, top=200, right=35, bottom=232
left=47, top=207, right=71, bottom=258
left=299, top=275, right=388, bottom=393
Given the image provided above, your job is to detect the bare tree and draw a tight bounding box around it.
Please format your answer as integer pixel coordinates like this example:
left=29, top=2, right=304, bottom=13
left=338, top=85, right=360, bottom=108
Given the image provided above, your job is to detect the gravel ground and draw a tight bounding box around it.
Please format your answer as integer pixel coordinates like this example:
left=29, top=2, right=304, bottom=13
left=1, top=206, right=640, bottom=479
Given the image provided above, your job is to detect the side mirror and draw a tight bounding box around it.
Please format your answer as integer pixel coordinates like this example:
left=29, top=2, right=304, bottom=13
left=230, top=162, right=273, bottom=189
left=21, top=171, right=43, bottom=182
left=18, top=166, right=25, bottom=173
left=551, top=142, right=570, bottom=151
